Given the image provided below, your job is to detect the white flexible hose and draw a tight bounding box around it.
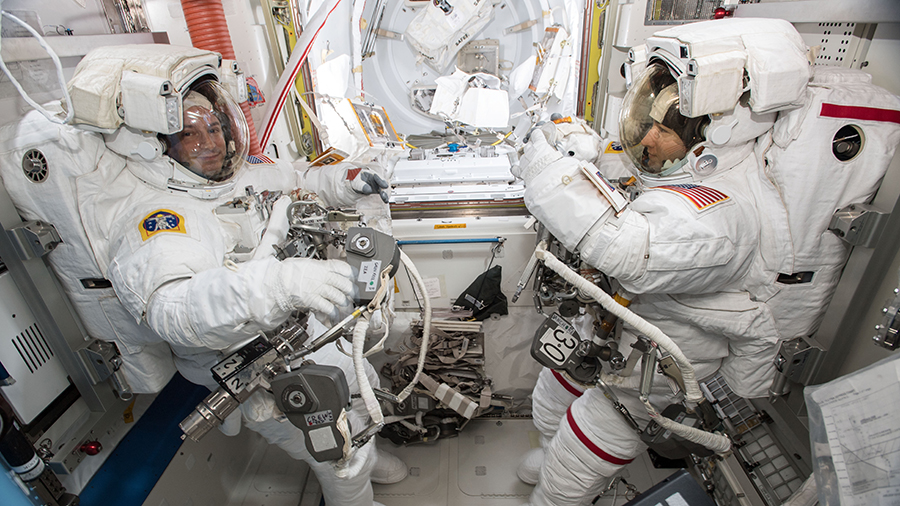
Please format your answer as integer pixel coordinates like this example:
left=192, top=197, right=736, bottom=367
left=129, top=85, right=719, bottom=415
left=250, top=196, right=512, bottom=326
left=351, top=315, right=383, bottom=425
left=641, top=399, right=731, bottom=455
left=535, top=242, right=732, bottom=455
left=397, top=249, right=431, bottom=402
left=534, top=242, right=704, bottom=404
left=0, top=3, right=74, bottom=124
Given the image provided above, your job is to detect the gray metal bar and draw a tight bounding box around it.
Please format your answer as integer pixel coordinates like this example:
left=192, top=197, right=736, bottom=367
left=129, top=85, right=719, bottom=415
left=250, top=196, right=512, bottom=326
left=733, top=0, right=900, bottom=23
left=592, top=0, right=620, bottom=134
left=0, top=32, right=166, bottom=63
left=0, top=180, right=115, bottom=412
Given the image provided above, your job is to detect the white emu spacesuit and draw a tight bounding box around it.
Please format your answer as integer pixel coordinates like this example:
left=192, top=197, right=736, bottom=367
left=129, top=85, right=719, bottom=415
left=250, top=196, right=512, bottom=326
left=513, top=18, right=900, bottom=506
left=0, top=44, right=402, bottom=506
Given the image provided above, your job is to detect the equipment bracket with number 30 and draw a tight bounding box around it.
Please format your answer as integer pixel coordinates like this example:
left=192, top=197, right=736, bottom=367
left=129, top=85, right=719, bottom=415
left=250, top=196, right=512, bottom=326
left=531, top=313, right=602, bottom=384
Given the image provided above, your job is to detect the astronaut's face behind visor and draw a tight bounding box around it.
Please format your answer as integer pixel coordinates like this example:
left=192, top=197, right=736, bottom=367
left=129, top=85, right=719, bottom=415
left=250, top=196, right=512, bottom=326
left=169, top=106, right=228, bottom=180
left=164, top=79, right=249, bottom=183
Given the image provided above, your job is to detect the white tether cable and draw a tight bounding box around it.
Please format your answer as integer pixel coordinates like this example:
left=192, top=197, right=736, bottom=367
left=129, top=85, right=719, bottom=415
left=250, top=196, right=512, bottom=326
left=534, top=242, right=703, bottom=403
left=349, top=249, right=433, bottom=425
left=0, top=0, right=74, bottom=124
left=396, top=249, right=431, bottom=403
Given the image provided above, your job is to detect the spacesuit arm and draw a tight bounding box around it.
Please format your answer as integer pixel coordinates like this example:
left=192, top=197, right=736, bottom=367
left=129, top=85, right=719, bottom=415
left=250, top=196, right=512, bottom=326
left=140, top=256, right=354, bottom=350
left=520, top=134, right=755, bottom=294
left=514, top=129, right=615, bottom=252
left=295, top=161, right=389, bottom=206
left=106, top=227, right=354, bottom=351
left=581, top=187, right=758, bottom=294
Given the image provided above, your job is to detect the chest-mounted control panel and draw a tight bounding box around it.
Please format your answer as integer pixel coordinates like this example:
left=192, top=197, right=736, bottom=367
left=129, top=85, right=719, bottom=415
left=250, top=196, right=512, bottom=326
left=345, top=226, right=400, bottom=305
left=271, top=364, right=352, bottom=463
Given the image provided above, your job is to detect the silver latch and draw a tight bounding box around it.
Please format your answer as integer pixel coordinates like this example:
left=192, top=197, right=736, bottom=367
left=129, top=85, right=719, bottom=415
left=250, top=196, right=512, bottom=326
left=828, top=204, right=889, bottom=247
left=768, top=336, right=824, bottom=400
left=79, top=340, right=133, bottom=400
left=873, top=270, right=900, bottom=350
left=7, top=220, right=61, bottom=260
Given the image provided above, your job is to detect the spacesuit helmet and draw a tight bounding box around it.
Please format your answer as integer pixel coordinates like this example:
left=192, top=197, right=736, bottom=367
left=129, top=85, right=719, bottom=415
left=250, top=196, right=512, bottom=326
left=162, top=77, right=249, bottom=183
left=618, top=62, right=708, bottom=175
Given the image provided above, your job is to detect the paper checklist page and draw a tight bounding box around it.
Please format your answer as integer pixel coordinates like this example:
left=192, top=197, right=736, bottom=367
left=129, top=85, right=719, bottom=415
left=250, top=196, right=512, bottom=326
left=809, top=356, right=900, bottom=506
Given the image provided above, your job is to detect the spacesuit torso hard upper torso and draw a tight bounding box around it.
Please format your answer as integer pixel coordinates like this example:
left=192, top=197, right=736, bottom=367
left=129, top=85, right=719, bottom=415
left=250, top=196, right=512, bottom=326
left=591, top=147, right=788, bottom=398
left=77, top=154, right=294, bottom=361
left=588, top=66, right=900, bottom=399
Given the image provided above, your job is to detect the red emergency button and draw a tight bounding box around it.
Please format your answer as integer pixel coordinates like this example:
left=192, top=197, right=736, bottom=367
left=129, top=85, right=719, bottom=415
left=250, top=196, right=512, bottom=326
left=714, top=7, right=734, bottom=19
left=79, top=441, right=102, bottom=455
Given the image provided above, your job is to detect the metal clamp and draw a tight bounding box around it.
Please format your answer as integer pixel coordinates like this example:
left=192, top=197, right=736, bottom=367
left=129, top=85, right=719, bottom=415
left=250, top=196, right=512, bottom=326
left=78, top=339, right=133, bottom=400
left=874, top=273, right=900, bottom=350
left=828, top=203, right=889, bottom=247
left=768, top=336, right=824, bottom=400
left=7, top=220, right=61, bottom=260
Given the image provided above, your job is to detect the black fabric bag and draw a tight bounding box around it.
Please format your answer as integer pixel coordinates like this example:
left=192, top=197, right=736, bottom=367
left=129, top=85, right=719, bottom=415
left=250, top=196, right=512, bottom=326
left=454, top=265, right=508, bottom=321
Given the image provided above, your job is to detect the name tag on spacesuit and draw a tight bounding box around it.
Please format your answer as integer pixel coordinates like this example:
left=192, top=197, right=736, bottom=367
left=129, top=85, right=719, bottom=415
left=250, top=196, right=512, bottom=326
left=580, top=161, right=629, bottom=214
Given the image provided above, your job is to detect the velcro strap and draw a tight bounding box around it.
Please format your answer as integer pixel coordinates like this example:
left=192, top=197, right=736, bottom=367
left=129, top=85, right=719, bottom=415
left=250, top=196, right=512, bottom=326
left=420, top=374, right=478, bottom=419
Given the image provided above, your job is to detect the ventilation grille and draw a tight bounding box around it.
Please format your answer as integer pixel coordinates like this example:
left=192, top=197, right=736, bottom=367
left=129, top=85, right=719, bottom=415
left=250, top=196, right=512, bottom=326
left=645, top=0, right=724, bottom=25
left=699, top=374, right=806, bottom=506
left=12, top=324, right=54, bottom=373
left=814, top=22, right=856, bottom=66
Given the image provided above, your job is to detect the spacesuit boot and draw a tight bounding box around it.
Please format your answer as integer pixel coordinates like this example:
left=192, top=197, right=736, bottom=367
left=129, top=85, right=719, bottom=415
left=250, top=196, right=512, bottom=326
left=369, top=447, right=408, bottom=484
left=516, top=447, right=545, bottom=485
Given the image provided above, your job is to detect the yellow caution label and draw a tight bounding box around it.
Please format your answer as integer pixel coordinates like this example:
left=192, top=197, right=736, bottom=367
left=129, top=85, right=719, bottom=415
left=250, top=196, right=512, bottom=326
left=394, top=278, right=400, bottom=293
left=434, top=223, right=466, bottom=229
left=123, top=399, right=136, bottom=424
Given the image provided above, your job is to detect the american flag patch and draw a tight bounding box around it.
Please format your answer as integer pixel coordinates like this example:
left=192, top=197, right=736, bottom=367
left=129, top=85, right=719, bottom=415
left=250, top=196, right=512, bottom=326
left=654, top=184, right=729, bottom=211
left=246, top=154, right=274, bottom=164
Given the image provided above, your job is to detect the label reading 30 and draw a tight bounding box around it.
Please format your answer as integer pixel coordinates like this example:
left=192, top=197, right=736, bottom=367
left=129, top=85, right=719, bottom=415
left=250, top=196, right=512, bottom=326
left=538, top=327, right=578, bottom=366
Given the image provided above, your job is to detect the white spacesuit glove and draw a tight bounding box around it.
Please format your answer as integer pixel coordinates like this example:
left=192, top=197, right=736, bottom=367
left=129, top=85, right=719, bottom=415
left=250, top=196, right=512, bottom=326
left=554, top=119, right=604, bottom=163
left=268, top=258, right=357, bottom=324
left=512, top=130, right=564, bottom=183
left=350, top=169, right=390, bottom=203
left=298, top=162, right=390, bottom=207
left=517, top=130, right=613, bottom=253
left=145, top=256, right=356, bottom=350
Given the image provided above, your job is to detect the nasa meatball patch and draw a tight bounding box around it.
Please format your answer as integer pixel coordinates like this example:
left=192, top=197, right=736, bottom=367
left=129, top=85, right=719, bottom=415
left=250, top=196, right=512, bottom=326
left=140, top=209, right=187, bottom=241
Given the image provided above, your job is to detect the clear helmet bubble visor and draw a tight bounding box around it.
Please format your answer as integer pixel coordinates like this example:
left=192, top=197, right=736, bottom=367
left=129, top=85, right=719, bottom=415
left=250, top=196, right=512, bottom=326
left=618, top=63, right=708, bottom=175
left=164, top=79, right=249, bottom=183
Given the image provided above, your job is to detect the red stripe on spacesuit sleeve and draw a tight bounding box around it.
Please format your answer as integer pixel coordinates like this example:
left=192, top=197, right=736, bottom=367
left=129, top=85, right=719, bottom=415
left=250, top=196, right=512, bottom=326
left=552, top=369, right=584, bottom=397
left=820, top=103, right=900, bottom=124
left=566, top=407, right=634, bottom=466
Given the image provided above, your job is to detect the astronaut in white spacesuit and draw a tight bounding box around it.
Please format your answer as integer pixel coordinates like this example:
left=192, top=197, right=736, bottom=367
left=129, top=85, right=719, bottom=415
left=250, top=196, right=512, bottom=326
left=63, top=44, right=403, bottom=506
left=512, top=18, right=900, bottom=506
